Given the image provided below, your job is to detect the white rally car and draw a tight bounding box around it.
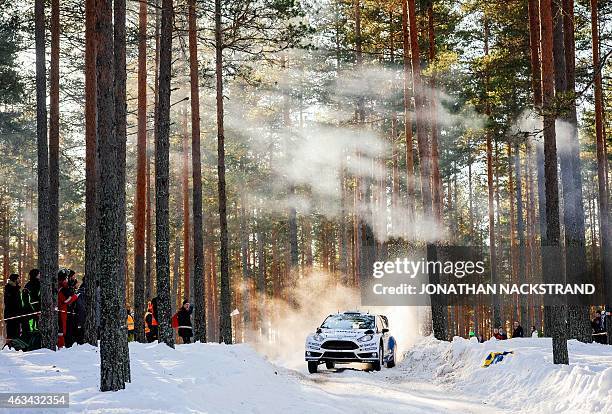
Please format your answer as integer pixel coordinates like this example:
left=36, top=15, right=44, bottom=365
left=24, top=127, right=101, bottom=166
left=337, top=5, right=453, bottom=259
left=305, top=311, right=397, bottom=373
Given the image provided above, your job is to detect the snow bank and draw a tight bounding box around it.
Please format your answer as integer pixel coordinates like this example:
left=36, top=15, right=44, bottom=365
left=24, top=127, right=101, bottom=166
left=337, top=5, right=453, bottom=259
left=1, top=336, right=610, bottom=413
left=0, top=342, right=335, bottom=413
left=401, top=335, right=612, bottom=413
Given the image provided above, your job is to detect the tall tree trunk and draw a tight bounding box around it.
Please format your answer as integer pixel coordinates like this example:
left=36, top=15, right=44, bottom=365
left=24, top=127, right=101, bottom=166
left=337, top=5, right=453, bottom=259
left=155, top=0, right=175, bottom=348
left=354, top=0, right=375, bottom=285
left=528, top=0, right=547, bottom=333
left=114, top=0, right=130, bottom=381
left=483, top=17, right=501, bottom=329
left=527, top=0, right=547, bottom=244
left=182, top=113, right=191, bottom=301
left=402, top=0, right=415, bottom=216
left=408, top=0, right=446, bottom=340
left=215, top=0, right=232, bottom=344
left=35, top=0, right=56, bottom=352
left=172, top=238, right=180, bottom=316
left=428, top=1, right=442, bottom=222
left=133, top=0, right=147, bottom=344
left=132, top=0, right=147, bottom=343
left=84, top=0, right=99, bottom=346
left=146, top=150, right=153, bottom=300
left=49, top=0, right=60, bottom=296
left=590, top=0, right=612, bottom=344
left=556, top=0, right=590, bottom=343
left=240, top=200, right=250, bottom=337
left=282, top=57, right=299, bottom=271
left=389, top=11, right=400, bottom=234
left=188, top=0, right=206, bottom=343
left=514, top=143, right=528, bottom=327
left=147, top=0, right=161, bottom=302
left=97, top=0, right=131, bottom=391
left=540, top=0, right=568, bottom=364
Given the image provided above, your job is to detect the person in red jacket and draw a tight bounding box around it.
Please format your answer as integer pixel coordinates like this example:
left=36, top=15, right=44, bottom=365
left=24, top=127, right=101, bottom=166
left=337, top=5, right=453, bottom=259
left=57, top=269, right=78, bottom=348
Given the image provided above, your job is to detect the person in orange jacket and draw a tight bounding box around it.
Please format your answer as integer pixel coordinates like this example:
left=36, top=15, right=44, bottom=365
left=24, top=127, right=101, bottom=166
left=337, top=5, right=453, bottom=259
left=57, top=269, right=78, bottom=348
left=144, top=301, right=158, bottom=343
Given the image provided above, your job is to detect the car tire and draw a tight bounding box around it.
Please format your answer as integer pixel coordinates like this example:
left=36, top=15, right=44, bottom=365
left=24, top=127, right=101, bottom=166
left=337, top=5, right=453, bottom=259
left=386, top=347, right=396, bottom=368
left=372, top=344, right=383, bottom=371
left=308, top=361, right=318, bottom=374
left=325, top=361, right=335, bottom=370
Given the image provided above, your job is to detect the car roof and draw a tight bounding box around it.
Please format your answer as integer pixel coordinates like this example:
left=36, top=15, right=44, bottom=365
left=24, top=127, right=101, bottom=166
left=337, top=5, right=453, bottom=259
left=337, top=311, right=375, bottom=316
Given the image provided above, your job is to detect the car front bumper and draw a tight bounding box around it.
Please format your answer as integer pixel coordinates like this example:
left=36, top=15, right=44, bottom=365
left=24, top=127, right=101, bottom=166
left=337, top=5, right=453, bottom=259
left=305, top=341, right=380, bottom=363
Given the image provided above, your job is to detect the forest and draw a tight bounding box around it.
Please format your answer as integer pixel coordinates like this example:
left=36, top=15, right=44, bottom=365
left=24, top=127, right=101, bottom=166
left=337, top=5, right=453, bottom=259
left=0, top=0, right=610, bottom=392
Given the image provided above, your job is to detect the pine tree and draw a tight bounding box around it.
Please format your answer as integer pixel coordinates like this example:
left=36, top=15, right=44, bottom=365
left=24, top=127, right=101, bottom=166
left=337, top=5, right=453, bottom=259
left=155, top=0, right=176, bottom=348
left=35, top=0, right=56, bottom=351
left=540, top=0, right=568, bottom=365
left=133, top=0, right=148, bottom=344
left=590, top=0, right=612, bottom=345
left=216, top=0, right=232, bottom=344
left=188, top=0, right=206, bottom=343
left=84, top=0, right=100, bottom=346
left=97, top=0, right=131, bottom=391
left=49, top=0, right=60, bottom=300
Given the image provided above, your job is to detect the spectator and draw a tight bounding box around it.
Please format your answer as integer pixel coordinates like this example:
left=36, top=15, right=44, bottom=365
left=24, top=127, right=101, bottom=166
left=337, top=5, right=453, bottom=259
left=498, top=327, right=508, bottom=340
left=597, top=309, right=606, bottom=332
left=127, top=308, right=134, bottom=342
left=65, top=278, right=80, bottom=347
left=22, top=269, right=41, bottom=334
left=4, top=274, right=23, bottom=340
left=145, top=301, right=158, bottom=343
left=177, top=300, right=193, bottom=344
left=72, top=279, right=90, bottom=345
left=491, top=327, right=501, bottom=340
left=512, top=321, right=524, bottom=338
left=592, top=311, right=606, bottom=344
left=531, top=325, right=539, bottom=338
left=57, top=269, right=78, bottom=348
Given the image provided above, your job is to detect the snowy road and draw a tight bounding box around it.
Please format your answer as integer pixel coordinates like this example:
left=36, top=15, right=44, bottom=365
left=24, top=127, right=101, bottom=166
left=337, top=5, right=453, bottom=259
left=283, top=363, right=501, bottom=414
left=1, top=337, right=610, bottom=413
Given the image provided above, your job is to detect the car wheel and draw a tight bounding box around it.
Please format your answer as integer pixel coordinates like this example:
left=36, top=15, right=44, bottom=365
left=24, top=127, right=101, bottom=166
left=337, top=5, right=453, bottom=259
left=371, top=344, right=383, bottom=371
left=325, top=361, right=335, bottom=370
left=308, top=361, right=318, bottom=374
left=386, top=347, right=396, bottom=368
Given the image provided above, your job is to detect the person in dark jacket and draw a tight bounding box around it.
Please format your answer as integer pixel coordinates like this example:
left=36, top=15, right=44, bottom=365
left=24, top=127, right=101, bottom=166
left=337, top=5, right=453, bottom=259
left=22, top=269, right=41, bottom=333
left=177, top=300, right=193, bottom=344
left=499, top=327, right=508, bottom=340
left=65, top=278, right=81, bottom=347
left=512, top=321, right=524, bottom=338
left=73, top=281, right=88, bottom=345
left=592, top=311, right=607, bottom=344
left=4, top=274, right=23, bottom=340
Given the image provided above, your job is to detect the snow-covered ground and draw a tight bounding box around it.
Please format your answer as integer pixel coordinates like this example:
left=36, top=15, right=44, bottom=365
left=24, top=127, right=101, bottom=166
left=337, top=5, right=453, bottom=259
left=401, top=336, right=612, bottom=413
left=1, top=336, right=610, bottom=413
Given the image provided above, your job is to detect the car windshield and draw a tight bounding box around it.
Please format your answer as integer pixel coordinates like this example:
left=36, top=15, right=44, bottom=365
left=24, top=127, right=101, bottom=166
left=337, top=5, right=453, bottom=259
left=321, top=314, right=375, bottom=330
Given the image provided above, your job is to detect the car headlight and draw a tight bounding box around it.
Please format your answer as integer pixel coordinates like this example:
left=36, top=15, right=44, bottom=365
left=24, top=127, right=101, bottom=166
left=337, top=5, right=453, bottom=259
left=313, top=333, right=324, bottom=342
left=357, top=334, right=374, bottom=342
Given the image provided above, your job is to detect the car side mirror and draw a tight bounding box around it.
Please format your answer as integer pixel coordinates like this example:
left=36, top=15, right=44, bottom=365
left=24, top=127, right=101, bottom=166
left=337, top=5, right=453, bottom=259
left=316, top=327, right=322, bottom=334
left=382, top=328, right=389, bottom=333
